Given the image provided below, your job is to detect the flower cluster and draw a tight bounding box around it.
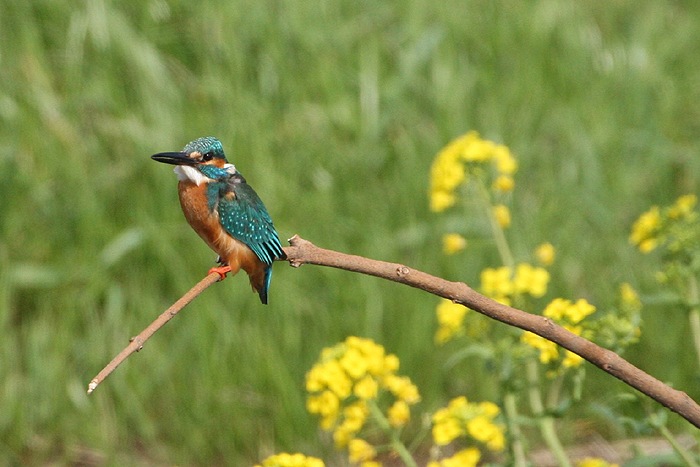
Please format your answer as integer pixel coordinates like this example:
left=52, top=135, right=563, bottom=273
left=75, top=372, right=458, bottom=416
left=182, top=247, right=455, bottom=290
left=435, top=247, right=553, bottom=344
left=428, top=447, right=480, bottom=467
left=521, top=298, right=596, bottom=369
left=429, top=396, right=505, bottom=466
left=305, top=337, right=420, bottom=464
left=630, top=194, right=698, bottom=254
left=434, top=299, right=469, bottom=344
left=593, top=283, right=642, bottom=352
left=442, top=233, right=467, bottom=255
left=535, top=242, right=556, bottom=266
left=429, top=131, right=517, bottom=213
left=576, top=458, right=619, bottom=467
left=480, top=263, right=550, bottom=306
left=255, top=453, right=325, bottom=467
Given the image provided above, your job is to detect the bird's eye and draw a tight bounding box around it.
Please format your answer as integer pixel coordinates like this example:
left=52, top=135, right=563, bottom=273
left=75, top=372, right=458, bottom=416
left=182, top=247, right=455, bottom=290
left=202, top=152, right=214, bottom=161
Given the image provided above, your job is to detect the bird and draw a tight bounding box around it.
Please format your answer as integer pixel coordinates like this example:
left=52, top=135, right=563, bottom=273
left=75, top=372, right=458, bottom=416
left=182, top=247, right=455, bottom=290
left=151, top=136, right=285, bottom=304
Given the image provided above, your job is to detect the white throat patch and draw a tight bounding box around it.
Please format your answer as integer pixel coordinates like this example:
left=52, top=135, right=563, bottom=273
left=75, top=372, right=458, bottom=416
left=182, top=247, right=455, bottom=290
left=173, top=165, right=211, bottom=186
left=173, top=164, right=237, bottom=186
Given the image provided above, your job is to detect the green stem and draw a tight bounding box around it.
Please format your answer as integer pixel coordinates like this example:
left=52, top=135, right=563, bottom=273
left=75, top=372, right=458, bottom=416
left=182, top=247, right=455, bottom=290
left=656, top=416, right=699, bottom=467
left=545, top=373, right=565, bottom=410
left=686, top=276, right=700, bottom=369
left=476, top=181, right=515, bottom=269
left=467, top=179, right=514, bottom=268
left=368, top=400, right=417, bottom=467
left=526, top=361, right=571, bottom=467
left=503, top=392, right=528, bottom=467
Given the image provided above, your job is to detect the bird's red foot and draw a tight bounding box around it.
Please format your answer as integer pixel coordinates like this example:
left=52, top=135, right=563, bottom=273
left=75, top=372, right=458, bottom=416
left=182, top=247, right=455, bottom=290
left=208, top=265, right=232, bottom=281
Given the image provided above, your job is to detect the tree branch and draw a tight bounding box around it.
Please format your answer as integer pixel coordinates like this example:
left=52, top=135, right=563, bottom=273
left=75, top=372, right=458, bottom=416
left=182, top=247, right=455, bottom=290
left=87, top=234, right=700, bottom=431
left=87, top=271, right=222, bottom=394
left=283, top=234, right=700, bottom=429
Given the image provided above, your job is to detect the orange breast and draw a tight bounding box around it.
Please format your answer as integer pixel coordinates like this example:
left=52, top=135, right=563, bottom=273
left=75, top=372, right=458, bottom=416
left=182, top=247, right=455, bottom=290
left=177, top=180, right=265, bottom=290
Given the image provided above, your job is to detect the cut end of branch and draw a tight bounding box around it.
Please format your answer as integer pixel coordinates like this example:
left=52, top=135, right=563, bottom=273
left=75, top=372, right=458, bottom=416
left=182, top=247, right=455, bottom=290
left=285, top=234, right=312, bottom=268
left=87, top=380, right=98, bottom=394
left=287, top=234, right=313, bottom=248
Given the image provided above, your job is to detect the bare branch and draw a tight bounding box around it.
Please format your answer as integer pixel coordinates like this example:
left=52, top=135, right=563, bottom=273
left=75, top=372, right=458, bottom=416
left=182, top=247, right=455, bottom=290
left=283, top=234, right=700, bottom=428
left=87, top=234, right=700, bottom=431
left=87, top=271, right=222, bottom=394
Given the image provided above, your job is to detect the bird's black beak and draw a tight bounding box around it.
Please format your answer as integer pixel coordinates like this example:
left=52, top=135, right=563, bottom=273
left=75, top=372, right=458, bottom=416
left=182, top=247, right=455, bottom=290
left=151, top=152, right=197, bottom=166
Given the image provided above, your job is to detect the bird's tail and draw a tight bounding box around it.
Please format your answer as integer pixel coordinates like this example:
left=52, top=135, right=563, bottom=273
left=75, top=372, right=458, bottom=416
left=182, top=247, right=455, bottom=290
left=257, top=266, right=273, bottom=305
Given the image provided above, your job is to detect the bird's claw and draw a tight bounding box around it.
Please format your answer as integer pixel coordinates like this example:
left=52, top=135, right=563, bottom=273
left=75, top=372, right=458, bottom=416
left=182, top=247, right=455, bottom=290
left=208, top=265, right=232, bottom=281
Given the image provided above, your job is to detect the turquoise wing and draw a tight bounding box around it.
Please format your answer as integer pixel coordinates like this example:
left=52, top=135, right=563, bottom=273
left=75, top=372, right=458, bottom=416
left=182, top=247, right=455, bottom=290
left=213, top=174, right=285, bottom=266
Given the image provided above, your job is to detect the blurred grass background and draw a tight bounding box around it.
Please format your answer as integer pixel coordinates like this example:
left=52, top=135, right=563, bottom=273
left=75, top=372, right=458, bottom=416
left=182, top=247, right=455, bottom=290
left=1, top=0, right=699, bottom=464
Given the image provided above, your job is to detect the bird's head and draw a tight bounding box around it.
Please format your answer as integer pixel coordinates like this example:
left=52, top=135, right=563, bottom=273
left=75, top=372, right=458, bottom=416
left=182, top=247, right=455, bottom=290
left=151, top=136, right=236, bottom=184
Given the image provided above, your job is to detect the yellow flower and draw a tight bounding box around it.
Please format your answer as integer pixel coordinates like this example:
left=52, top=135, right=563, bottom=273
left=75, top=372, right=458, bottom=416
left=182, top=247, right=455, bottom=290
left=576, top=457, right=619, bottom=467
left=429, top=137, right=467, bottom=213
left=478, top=401, right=500, bottom=417
left=447, top=395, right=469, bottom=410
left=493, top=204, right=511, bottom=228
left=348, top=438, right=376, bottom=463
left=462, top=133, right=495, bottom=162
left=382, top=354, right=400, bottom=373
left=354, top=375, right=378, bottom=400
left=467, top=416, right=501, bottom=448
left=542, top=298, right=569, bottom=321
left=307, top=336, right=419, bottom=449
left=436, top=300, right=467, bottom=328
left=256, top=452, right=325, bottom=467
left=430, top=191, right=456, bottom=212
left=629, top=206, right=661, bottom=252
left=543, top=298, right=596, bottom=324
left=431, top=396, right=504, bottom=452
left=638, top=238, right=659, bottom=253
left=334, top=401, right=369, bottom=447
left=435, top=299, right=468, bottom=344
left=562, top=350, right=584, bottom=368
left=387, top=400, right=411, bottom=427
left=434, top=327, right=454, bottom=345
left=565, top=298, right=596, bottom=324
left=430, top=131, right=517, bottom=213
left=513, top=263, right=550, bottom=298
left=306, top=390, right=340, bottom=429
left=344, top=401, right=369, bottom=426
left=340, top=347, right=369, bottom=380
left=430, top=448, right=481, bottom=467
left=384, top=375, right=420, bottom=404
left=433, top=151, right=466, bottom=188
left=432, top=415, right=463, bottom=446
left=619, top=282, right=641, bottom=310
left=523, top=299, right=594, bottom=369
left=333, top=423, right=353, bottom=447
left=524, top=298, right=596, bottom=369
left=332, top=407, right=367, bottom=446
left=668, top=194, right=697, bottom=219
left=347, top=336, right=386, bottom=376
left=480, top=266, right=514, bottom=303
left=521, top=331, right=559, bottom=363
left=493, top=145, right=517, bottom=175
left=492, top=174, right=515, bottom=192
left=442, top=233, right=467, bottom=255
left=535, top=242, right=556, bottom=266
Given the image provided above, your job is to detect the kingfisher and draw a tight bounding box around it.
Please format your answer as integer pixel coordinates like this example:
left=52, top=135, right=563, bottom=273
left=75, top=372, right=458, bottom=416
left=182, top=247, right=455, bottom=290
left=151, top=136, right=285, bottom=304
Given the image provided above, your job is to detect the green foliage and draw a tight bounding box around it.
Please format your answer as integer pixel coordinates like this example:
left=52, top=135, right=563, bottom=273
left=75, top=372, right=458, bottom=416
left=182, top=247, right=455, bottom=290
left=1, top=0, right=699, bottom=464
